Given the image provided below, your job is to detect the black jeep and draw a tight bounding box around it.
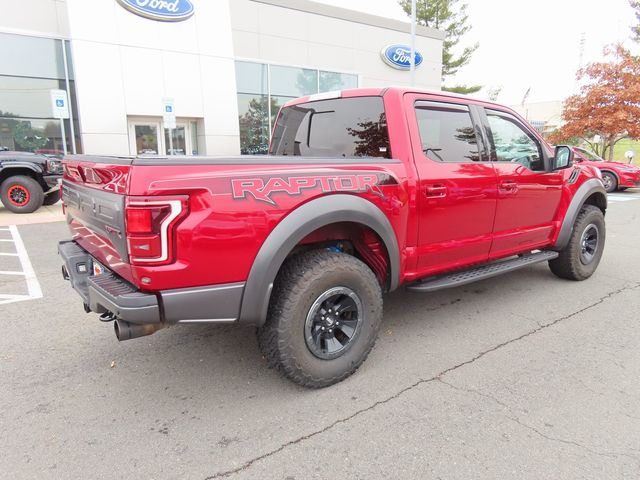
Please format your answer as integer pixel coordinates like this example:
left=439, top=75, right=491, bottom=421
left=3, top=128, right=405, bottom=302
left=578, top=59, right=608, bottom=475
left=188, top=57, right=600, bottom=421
left=0, top=151, right=63, bottom=213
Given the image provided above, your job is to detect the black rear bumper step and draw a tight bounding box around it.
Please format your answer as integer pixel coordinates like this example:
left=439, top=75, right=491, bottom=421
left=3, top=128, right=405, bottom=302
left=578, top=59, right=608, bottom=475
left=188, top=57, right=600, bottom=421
left=88, top=273, right=161, bottom=324
left=406, top=251, right=559, bottom=293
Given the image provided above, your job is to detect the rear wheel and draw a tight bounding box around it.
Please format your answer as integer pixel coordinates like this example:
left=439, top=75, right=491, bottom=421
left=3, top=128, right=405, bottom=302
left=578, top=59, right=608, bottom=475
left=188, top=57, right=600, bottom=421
left=0, top=175, right=44, bottom=213
left=601, top=171, right=617, bottom=193
left=257, top=250, right=383, bottom=388
left=549, top=205, right=605, bottom=280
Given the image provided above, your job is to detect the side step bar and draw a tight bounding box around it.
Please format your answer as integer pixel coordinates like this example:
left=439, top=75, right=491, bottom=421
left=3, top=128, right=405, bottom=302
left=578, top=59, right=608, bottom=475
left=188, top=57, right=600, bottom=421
left=406, top=251, right=559, bottom=293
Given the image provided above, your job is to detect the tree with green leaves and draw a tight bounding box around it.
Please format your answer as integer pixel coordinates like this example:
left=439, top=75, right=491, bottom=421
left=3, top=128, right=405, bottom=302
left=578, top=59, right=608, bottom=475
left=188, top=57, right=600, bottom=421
left=549, top=46, right=640, bottom=160
left=399, top=0, right=480, bottom=94
left=13, top=121, right=49, bottom=152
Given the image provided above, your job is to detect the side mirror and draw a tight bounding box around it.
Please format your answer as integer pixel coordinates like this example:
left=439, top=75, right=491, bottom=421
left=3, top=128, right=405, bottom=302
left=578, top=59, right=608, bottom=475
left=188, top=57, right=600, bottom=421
left=553, top=145, right=573, bottom=170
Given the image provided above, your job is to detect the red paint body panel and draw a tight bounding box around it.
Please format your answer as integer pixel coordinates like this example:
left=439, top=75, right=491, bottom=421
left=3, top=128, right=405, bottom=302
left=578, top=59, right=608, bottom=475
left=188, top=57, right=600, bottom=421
left=61, top=87, right=603, bottom=293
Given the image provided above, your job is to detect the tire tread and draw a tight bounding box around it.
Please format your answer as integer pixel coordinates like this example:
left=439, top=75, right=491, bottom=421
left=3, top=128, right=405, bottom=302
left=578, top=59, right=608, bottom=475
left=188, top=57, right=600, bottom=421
left=549, top=205, right=605, bottom=280
left=257, top=250, right=383, bottom=388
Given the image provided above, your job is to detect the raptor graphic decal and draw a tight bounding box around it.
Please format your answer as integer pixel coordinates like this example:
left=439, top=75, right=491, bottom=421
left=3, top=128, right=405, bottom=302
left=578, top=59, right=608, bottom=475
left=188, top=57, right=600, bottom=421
left=231, top=173, right=394, bottom=206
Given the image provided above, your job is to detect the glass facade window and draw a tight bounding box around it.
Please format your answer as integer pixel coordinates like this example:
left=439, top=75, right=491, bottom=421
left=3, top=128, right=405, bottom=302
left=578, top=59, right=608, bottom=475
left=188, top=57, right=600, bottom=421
left=165, top=126, right=186, bottom=155
left=237, top=93, right=270, bottom=155
left=0, top=117, right=65, bottom=154
left=319, top=71, right=358, bottom=92
left=270, top=65, right=318, bottom=98
left=235, top=61, right=358, bottom=155
left=190, top=121, right=199, bottom=155
left=135, top=125, right=159, bottom=155
left=0, top=32, right=80, bottom=155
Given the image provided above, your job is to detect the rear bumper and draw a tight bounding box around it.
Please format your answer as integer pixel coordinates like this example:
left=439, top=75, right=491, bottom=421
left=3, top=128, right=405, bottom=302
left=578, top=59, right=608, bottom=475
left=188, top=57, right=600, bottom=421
left=58, top=240, right=244, bottom=325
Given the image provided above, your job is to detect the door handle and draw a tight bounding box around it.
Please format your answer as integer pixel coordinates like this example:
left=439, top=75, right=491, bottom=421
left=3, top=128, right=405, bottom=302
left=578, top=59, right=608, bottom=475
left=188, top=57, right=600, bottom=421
left=500, top=181, right=518, bottom=192
left=426, top=185, right=448, bottom=198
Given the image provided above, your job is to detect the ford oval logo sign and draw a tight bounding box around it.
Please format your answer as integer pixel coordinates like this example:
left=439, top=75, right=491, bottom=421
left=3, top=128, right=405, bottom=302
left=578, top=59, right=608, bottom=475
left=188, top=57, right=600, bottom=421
left=116, top=0, right=194, bottom=22
left=381, top=44, right=424, bottom=70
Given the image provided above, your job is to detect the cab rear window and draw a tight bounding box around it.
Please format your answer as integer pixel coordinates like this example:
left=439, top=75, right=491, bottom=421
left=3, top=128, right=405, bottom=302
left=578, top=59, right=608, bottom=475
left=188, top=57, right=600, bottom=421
left=270, top=97, right=391, bottom=158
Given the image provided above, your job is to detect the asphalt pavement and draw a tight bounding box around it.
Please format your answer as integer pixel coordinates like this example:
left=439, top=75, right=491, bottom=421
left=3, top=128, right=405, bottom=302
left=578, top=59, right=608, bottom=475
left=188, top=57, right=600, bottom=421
left=1, top=192, right=639, bottom=479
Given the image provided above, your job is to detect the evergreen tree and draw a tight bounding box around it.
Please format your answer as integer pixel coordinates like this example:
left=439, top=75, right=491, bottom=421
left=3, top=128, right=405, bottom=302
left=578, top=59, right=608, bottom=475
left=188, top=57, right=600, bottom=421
left=399, top=0, right=480, bottom=94
left=631, top=1, right=640, bottom=42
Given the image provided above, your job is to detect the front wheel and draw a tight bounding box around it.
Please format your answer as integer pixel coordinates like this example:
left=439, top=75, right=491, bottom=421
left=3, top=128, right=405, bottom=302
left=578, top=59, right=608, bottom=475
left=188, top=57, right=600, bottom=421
left=549, top=205, right=605, bottom=281
left=601, top=171, right=617, bottom=193
left=0, top=175, right=44, bottom=213
left=258, top=250, right=383, bottom=388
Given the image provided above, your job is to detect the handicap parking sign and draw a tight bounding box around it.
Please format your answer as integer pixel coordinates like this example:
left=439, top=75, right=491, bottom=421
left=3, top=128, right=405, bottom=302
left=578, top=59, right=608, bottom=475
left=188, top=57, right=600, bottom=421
left=50, top=90, right=69, bottom=119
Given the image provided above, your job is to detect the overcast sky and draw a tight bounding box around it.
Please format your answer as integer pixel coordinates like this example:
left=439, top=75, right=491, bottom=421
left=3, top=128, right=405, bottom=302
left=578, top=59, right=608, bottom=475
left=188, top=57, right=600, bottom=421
left=315, top=0, right=639, bottom=105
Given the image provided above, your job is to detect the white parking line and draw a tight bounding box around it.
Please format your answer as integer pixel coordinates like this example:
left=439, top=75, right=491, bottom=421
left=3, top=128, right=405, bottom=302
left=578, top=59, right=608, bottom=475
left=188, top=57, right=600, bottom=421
left=0, top=225, right=43, bottom=306
left=607, top=193, right=640, bottom=203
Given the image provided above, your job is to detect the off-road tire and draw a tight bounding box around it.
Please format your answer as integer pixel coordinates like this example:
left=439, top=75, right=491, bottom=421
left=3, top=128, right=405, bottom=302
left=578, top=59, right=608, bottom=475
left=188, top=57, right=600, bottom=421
left=601, top=171, right=617, bottom=193
left=257, top=250, right=383, bottom=388
left=549, top=205, right=605, bottom=280
left=0, top=175, right=44, bottom=213
left=42, top=189, right=61, bottom=206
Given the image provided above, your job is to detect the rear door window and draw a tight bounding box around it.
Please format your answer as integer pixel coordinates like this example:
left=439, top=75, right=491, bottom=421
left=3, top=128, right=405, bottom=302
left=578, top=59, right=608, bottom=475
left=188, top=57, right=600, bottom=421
left=270, top=97, right=391, bottom=158
left=414, top=101, right=482, bottom=163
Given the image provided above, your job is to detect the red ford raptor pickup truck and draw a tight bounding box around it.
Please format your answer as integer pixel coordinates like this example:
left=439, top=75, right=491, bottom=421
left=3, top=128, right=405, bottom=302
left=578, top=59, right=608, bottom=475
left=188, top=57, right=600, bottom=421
left=59, top=87, right=607, bottom=387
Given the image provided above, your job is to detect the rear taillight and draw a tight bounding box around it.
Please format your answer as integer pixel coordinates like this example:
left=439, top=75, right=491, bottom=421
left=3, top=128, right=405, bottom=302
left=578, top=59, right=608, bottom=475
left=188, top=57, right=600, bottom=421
left=125, top=196, right=188, bottom=265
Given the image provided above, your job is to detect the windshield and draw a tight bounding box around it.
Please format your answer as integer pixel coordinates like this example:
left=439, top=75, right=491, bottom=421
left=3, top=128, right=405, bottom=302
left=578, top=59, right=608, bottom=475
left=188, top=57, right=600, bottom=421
left=576, top=147, right=603, bottom=162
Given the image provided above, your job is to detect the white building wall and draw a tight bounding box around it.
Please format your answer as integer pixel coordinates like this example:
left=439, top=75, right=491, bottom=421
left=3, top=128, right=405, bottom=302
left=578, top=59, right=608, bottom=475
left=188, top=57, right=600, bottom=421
left=230, top=0, right=443, bottom=90
left=0, top=0, right=69, bottom=38
left=64, top=0, right=240, bottom=155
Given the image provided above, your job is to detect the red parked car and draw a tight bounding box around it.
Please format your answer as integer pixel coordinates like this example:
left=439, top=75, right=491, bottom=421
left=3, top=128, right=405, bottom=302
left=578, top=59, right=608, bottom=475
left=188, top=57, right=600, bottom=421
left=571, top=146, right=640, bottom=193
left=59, top=88, right=607, bottom=387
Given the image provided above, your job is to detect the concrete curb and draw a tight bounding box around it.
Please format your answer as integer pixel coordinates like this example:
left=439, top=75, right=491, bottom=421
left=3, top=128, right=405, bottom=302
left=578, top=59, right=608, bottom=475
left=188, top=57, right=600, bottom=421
left=0, top=202, right=65, bottom=227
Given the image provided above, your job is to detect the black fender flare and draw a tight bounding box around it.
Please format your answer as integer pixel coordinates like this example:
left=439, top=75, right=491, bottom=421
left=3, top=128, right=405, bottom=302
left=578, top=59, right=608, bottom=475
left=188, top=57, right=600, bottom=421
left=238, top=194, right=400, bottom=325
left=0, top=162, right=44, bottom=176
left=553, top=178, right=607, bottom=251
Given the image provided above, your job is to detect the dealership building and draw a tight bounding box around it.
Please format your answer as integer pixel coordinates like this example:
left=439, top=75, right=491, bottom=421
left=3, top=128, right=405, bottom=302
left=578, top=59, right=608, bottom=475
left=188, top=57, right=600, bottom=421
left=0, top=0, right=443, bottom=157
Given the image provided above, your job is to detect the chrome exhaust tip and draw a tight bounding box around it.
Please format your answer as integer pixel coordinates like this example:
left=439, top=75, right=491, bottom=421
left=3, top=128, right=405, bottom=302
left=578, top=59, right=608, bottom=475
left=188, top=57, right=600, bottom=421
left=114, top=320, right=163, bottom=341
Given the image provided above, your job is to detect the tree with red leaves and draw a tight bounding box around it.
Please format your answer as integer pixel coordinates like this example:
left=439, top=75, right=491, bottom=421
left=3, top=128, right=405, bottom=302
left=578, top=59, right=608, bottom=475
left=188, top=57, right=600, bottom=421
left=549, top=46, right=640, bottom=159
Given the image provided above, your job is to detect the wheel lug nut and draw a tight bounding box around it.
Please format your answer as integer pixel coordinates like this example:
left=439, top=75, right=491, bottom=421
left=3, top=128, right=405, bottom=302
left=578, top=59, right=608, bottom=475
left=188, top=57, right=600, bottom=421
left=321, top=327, right=325, bottom=331
left=336, top=322, right=340, bottom=325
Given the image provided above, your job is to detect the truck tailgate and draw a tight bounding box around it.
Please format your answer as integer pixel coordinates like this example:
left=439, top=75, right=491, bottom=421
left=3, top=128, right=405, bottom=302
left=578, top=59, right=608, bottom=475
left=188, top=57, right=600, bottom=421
left=62, top=158, right=134, bottom=284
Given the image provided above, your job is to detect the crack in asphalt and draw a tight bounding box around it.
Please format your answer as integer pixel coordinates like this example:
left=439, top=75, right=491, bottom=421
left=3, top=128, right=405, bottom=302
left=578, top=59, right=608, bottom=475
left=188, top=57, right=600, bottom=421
left=437, top=378, right=640, bottom=465
left=205, top=282, right=640, bottom=479
left=505, top=415, right=640, bottom=465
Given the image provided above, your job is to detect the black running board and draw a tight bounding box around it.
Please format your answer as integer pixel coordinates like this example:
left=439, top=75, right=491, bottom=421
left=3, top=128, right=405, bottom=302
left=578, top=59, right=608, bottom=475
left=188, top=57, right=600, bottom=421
left=406, top=251, right=559, bottom=293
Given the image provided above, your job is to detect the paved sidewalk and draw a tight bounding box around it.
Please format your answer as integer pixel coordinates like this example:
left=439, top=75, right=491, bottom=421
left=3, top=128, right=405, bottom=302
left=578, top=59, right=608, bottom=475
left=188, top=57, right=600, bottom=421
left=0, top=202, right=64, bottom=227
